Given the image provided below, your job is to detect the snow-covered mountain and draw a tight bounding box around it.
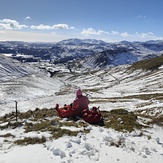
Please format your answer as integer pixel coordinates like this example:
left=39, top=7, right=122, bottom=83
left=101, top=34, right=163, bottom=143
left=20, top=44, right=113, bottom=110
left=0, top=39, right=163, bottom=68
left=56, top=38, right=107, bottom=45
left=52, top=39, right=163, bottom=66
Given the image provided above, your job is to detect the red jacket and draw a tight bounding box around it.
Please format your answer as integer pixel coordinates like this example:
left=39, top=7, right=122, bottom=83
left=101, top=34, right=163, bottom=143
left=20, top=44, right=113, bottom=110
left=73, top=95, right=90, bottom=115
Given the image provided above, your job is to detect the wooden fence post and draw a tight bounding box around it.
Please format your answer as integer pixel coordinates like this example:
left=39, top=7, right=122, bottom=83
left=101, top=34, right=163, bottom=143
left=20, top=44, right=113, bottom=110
left=15, top=101, right=18, bottom=122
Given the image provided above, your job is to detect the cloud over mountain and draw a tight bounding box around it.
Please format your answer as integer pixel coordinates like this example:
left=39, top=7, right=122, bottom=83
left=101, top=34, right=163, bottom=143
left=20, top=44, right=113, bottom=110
left=0, top=19, right=28, bottom=30
left=31, top=24, right=74, bottom=30
left=0, top=18, right=162, bottom=42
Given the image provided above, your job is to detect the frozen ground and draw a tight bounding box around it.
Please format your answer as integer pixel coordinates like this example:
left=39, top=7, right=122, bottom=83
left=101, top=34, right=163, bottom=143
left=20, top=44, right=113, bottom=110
left=0, top=57, right=163, bottom=163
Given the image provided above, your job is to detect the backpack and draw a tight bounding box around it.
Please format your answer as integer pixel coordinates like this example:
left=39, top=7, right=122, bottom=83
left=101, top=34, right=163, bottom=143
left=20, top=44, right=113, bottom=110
left=82, top=107, right=103, bottom=124
left=55, top=104, right=79, bottom=118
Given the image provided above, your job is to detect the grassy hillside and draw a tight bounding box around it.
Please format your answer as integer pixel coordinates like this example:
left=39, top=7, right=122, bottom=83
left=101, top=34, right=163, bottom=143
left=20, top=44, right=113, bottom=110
left=129, top=55, right=163, bottom=71
left=0, top=107, right=162, bottom=146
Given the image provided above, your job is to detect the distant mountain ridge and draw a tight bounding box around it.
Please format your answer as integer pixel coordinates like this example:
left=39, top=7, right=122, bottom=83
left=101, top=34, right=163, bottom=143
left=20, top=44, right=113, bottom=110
left=0, top=39, right=163, bottom=69
left=56, top=38, right=107, bottom=45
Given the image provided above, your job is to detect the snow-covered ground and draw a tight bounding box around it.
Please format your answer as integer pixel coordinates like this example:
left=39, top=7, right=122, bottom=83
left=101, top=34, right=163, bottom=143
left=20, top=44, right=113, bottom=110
left=0, top=125, right=163, bottom=163
left=0, top=57, right=163, bottom=163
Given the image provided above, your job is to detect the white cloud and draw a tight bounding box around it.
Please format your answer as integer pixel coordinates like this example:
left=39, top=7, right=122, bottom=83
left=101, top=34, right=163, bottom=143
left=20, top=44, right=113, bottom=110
left=70, top=26, right=75, bottom=30
left=81, top=27, right=163, bottom=42
left=1, top=29, right=162, bottom=43
left=120, top=32, right=130, bottom=38
left=0, top=18, right=162, bottom=42
left=0, top=18, right=75, bottom=31
left=81, top=28, right=109, bottom=36
left=25, top=16, right=31, bottom=20
left=0, top=19, right=28, bottom=30
left=52, top=24, right=69, bottom=29
left=31, top=23, right=74, bottom=30
left=80, top=27, right=163, bottom=42
left=31, top=24, right=52, bottom=30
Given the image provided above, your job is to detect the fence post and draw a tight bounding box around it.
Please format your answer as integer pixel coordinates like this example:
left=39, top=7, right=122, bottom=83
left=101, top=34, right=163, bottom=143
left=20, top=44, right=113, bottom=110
left=15, top=101, right=18, bottom=122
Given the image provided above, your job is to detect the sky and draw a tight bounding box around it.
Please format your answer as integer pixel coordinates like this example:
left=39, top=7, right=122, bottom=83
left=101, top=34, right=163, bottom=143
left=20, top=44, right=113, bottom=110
left=0, top=0, right=163, bottom=43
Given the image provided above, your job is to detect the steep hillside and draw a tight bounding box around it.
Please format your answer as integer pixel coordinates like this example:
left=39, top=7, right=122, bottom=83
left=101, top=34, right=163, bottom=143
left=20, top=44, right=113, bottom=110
left=81, top=48, right=138, bottom=69
left=0, top=56, right=62, bottom=110
left=0, top=56, right=32, bottom=82
left=129, top=55, right=163, bottom=71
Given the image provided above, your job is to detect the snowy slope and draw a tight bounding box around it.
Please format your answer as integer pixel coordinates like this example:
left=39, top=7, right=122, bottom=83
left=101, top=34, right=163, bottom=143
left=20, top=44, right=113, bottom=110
left=0, top=56, right=163, bottom=163
left=0, top=56, right=31, bottom=82
left=81, top=50, right=138, bottom=69
left=0, top=126, right=162, bottom=163
left=0, top=56, right=62, bottom=113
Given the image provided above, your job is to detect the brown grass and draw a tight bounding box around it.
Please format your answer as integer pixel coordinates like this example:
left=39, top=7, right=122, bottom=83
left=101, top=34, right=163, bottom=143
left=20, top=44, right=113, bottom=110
left=129, top=55, right=163, bottom=71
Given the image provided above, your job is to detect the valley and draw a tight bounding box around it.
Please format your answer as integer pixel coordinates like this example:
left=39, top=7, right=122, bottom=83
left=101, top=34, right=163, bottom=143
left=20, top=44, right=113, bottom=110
left=0, top=39, right=163, bottom=163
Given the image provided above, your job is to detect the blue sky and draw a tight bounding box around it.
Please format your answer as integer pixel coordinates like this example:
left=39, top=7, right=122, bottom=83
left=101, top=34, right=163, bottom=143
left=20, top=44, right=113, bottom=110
left=0, top=0, right=163, bottom=42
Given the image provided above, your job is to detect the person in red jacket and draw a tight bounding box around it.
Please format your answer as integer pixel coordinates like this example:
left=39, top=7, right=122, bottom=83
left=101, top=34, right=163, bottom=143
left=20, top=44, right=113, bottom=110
left=72, top=89, right=90, bottom=116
